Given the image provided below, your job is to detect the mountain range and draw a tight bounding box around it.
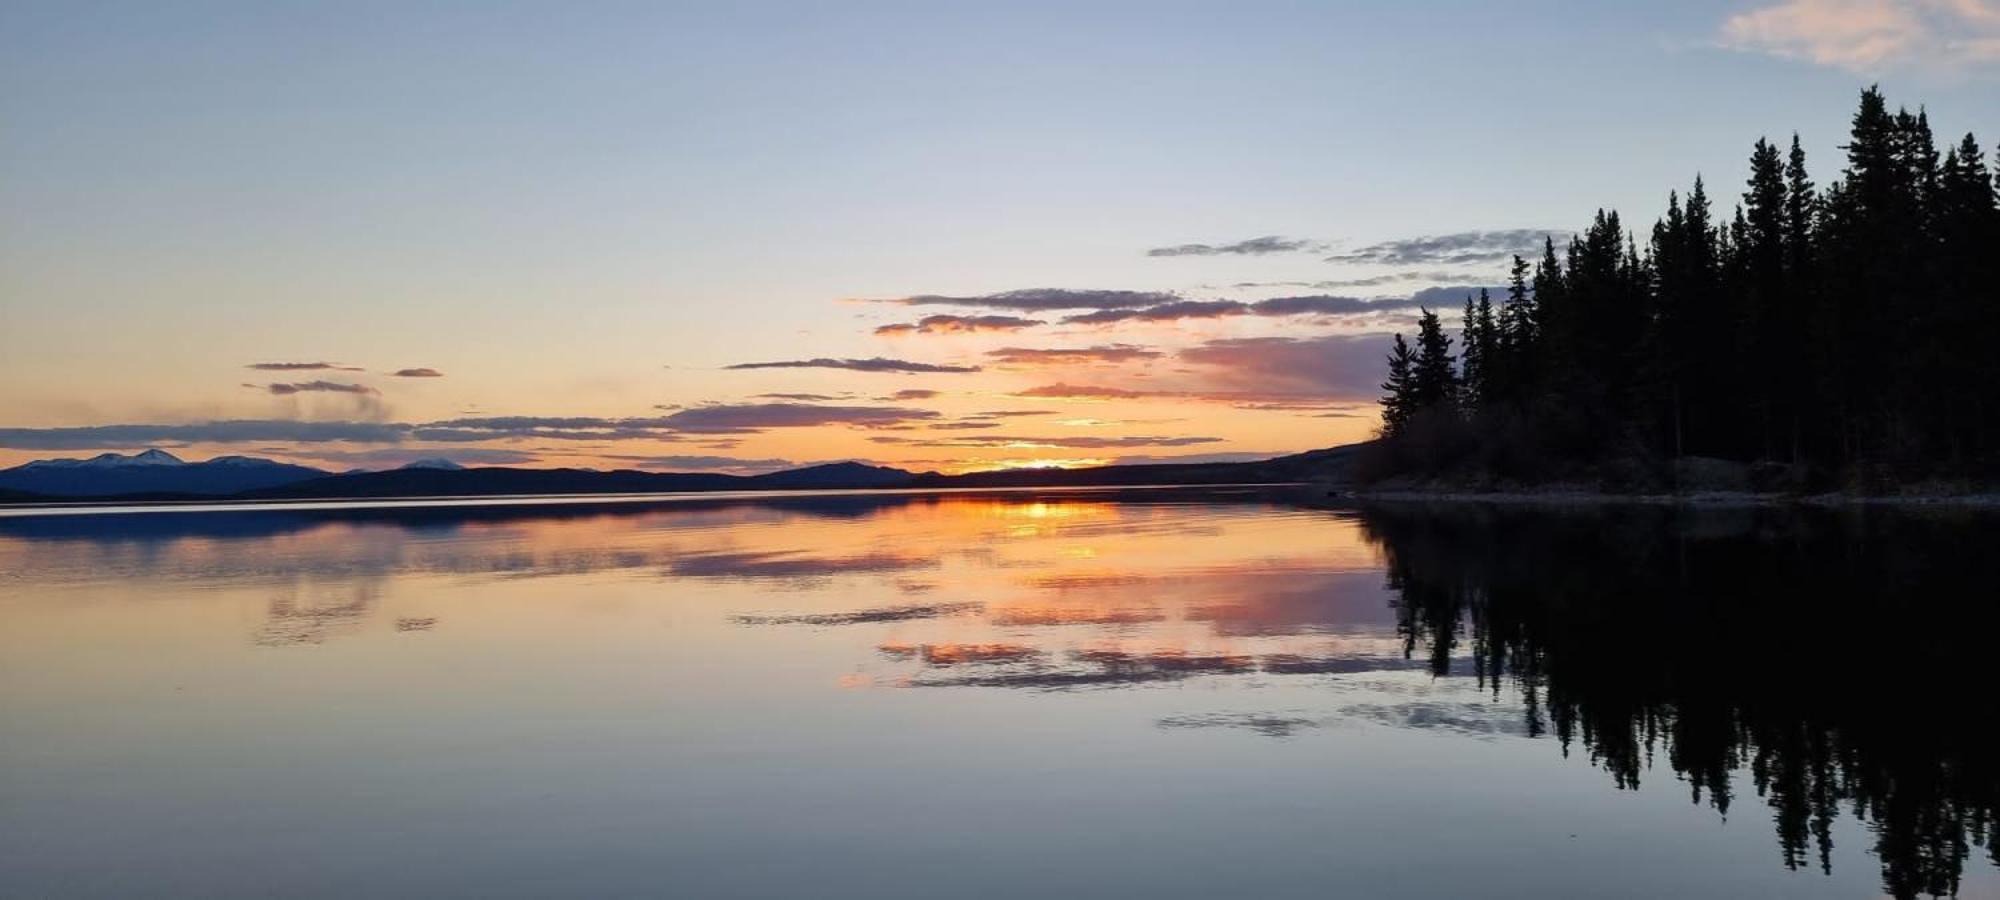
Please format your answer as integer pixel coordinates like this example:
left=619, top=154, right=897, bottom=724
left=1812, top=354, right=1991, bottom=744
left=0, top=450, right=330, bottom=497
left=0, top=447, right=1358, bottom=502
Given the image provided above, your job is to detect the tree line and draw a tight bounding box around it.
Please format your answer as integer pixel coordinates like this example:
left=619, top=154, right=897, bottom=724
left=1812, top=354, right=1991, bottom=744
left=1373, top=87, right=2000, bottom=489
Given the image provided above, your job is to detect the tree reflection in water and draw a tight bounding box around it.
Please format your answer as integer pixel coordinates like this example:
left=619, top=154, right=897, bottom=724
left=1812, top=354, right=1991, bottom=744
left=1358, top=503, right=2000, bottom=899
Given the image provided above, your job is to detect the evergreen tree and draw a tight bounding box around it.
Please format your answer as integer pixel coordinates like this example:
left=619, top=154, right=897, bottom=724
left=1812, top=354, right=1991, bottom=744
left=1498, top=253, right=1539, bottom=403
left=1380, top=334, right=1418, bottom=437
left=1781, top=134, right=1818, bottom=462
left=1743, top=139, right=1790, bottom=455
left=1459, top=290, right=1498, bottom=412
left=1784, top=135, right=1817, bottom=275
left=1366, top=87, right=1997, bottom=485
left=1935, top=133, right=1999, bottom=459
left=1411, top=308, right=1459, bottom=413
left=1461, top=295, right=1485, bottom=411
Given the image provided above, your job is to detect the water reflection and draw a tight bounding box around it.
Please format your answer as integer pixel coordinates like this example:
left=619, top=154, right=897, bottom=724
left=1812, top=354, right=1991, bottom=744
left=1359, top=502, right=2000, bottom=899
left=1, top=490, right=1995, bottom=899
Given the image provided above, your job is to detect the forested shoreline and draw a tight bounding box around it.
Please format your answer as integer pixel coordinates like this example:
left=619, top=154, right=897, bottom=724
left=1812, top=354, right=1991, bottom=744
left=1368, top=88, right=2000, bottom=493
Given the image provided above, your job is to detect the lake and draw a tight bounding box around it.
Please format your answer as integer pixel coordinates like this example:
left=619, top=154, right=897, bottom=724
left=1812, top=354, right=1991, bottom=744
left=2, top=488, right=1995, bottom=899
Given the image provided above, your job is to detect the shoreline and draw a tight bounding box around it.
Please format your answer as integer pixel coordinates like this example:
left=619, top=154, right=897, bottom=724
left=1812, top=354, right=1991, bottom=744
left=1338, top=487, right=2000, bottom=508
left=0, top=482, right=1310, bottom=518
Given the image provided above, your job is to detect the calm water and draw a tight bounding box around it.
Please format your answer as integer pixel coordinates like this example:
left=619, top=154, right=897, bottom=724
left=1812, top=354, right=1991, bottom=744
left=2, top=488, right=1996, bottom=899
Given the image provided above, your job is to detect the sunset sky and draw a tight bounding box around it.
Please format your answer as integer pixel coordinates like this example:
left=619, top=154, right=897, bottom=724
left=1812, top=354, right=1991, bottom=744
left=4, top=1, right=1998, bottom=473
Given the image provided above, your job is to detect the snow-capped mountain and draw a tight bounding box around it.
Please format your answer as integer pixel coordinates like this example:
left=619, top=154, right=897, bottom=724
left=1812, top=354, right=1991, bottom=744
left=398, top=458, right=465, bottom=471
left=17, top=448, right=189, bottom=469
left=0, top=450, right=329, bottom=497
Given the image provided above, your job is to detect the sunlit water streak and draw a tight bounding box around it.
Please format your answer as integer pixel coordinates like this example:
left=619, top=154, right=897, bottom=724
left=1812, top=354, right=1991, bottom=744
left=1, top=488, right=1993, bottom=899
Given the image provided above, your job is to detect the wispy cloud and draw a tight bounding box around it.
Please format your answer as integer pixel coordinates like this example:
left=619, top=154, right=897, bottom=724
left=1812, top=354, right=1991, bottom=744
left=877, top=434, right=1225, bottom=449
left=889, top=389, right=941, bottom=400
left=725, top=357, right=981, bottom=374
left=1233, top=271, right=1474, bottom=290
left=873, top=314, right=1045, bottom=336
left=1010, top=382, right=1377, bottom=406
left=259, top=381, right=379, bottom=396
left=882, top=288, right=1180, bottom=311
left=0, top=420, right=411, bottom=450
left=652, top=402, right=940, bottom=433
left=389, top=368, right=443, bottom=378
left=1061, top=294, right=1434, bottom=325
left=1063, top=300, right=1249, bottom=325
left=602, top=454, right=798, bottom=473
left=1718, top=0, right=2000, bottom=73
left=1146, top=235, right=1321, bottom=257
left=245, top=362, right=363, bottom=372
left=281, top=447, right=540, bottom=468
left=1178, top=334, right=1390, bottom=400
left=985, top=345, right=1163, bottom=365
left=1014, top=384, right=1152, bottom=400
left=1326, top=230, right=1556, bottom=266
left=0, top=400, right=948, bottom=450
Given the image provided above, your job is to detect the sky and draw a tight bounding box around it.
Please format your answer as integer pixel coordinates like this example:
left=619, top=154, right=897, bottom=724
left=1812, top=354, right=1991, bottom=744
left=3, top=0, right=1998, bottom=474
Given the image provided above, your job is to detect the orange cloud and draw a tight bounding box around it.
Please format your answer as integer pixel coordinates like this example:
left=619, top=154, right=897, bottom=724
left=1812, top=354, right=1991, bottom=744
left=1720, top=0, right=2000, bottom=72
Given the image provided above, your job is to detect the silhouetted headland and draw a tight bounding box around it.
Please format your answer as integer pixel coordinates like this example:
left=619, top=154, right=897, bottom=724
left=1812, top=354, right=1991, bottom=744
left=1365, top=87, right=2000, bottom=498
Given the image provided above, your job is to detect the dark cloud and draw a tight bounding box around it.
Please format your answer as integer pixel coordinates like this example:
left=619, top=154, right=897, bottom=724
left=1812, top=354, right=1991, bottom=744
left=410, top=428, right=656, bottom=443
left=906, top=434, right=1224, bottom=449
left=1061, top=295, right=1424, bottom=325
left=1178, top=334, right=1390, bottom=401
left=418, top=405, right=937, bottom=439
left=389, top=368, right=444, bottom=378
left=410, top=415, right=672, bottom=442
left=726, top=357, right=980, bottom=374
left=1233, top=271, right=1472, bottom=290
left=874, top=314, right=1045, bottom=336
left=985, top=344, right=1163, bottom=365
left=422, top=415, right=640, bottom=431
left=927, top=421, right=1003, bottom=430
left=1146, top=235, right=1319, bottom=257
left=732, top=600, right=977, bottom=624
left=889, top=389, right=940, bottom=400
left=281, top=447, right=541, bottom=468
left=605, top=454, right=796, bottom=472
left=969, top=409, right=1059, bottom=418
left=0, top=420, right=410, bottom=450
left=1062, top=300, right=1249, bottom=325
left=245, top=362, right=363, bottom=372
left=1326, top=229, right=1559, bottom=266
left=1011, top=381, right=1375, bottom=407
left=0, top=403, right=941, bottom=451
left=262, top=381, right=378, bottom=396
left=1406, top=285, right=1506, bottom=308
left=887, top=288, right=1180, bottom=312
left=1248, top=295, right=1420, bottom=316
left=655, top=402, right=941, bottom=433
left=1013, top=383, right=1151, bottom=399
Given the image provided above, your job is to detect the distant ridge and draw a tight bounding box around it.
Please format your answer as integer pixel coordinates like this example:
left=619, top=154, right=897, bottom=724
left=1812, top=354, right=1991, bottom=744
left=0, top=450, right=329, bottom=497
left=0, top=445, right=1364, bottom=503
left=399, top=458, right=465, bottom=471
